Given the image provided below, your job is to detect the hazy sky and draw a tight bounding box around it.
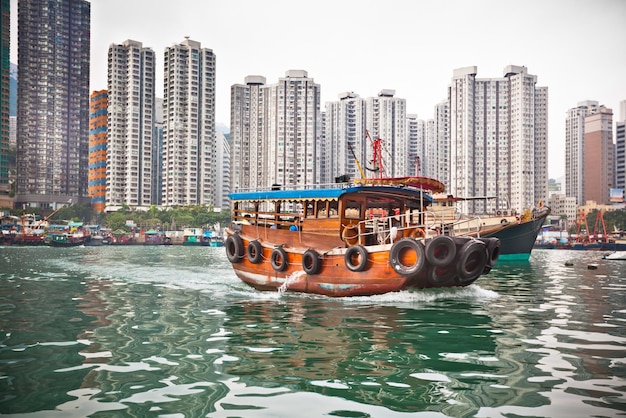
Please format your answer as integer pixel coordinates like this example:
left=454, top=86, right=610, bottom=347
left=9, top=0, right=626, bottom=179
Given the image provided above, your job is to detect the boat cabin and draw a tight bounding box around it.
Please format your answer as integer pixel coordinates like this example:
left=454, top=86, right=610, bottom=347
left=229, top=183, right=435, bottom=251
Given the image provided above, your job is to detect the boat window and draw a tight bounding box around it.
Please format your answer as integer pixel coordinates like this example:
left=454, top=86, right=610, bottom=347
left=315, top=200, right=339, bottom=218
left=306, top=201, right=315, bottom=218
left=344, top=200, right=362, bottom=220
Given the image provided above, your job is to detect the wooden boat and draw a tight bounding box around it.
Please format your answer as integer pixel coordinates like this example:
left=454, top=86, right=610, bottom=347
left=224, top=177, right=500, bottom=297
left=47, top=232, right=86, bottom=247
left=183, top=228, right=212, bottom=246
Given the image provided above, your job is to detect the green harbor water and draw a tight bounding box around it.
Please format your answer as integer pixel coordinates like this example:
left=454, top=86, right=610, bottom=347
left=0, top=246, right=624, bottom=417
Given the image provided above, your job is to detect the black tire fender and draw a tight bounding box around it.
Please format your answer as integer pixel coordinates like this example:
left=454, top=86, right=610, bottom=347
left=302, top=249, right=322, bottom=275
left=225, top=234, right=244, bottom=263
left=427, top=264, right=457, bottom=286
left=247, top=240, right=263, bottom=264
left=389, top=238, right=426, bottom=277
left=344, top=245, right=368, bottom=272
left=481, top=238, right=501, bottom=267
left=456, top=240, right=488, bottom=284
left=270, top=247, right=288, bottom=272
left=425, top=235, right=456, bottom=267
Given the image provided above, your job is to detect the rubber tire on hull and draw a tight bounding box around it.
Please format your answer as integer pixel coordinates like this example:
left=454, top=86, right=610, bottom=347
left=389, top=238, right=426, bottom=277
left=247, top=240, right=263, bottom=264
left=425, top=235, right=456, bottom=267
left=225, top=234, right=244, bottom=263
left=271, top=247, right=289, bottom=272
left=456, top=240, right=488, bottom=285
left=427, top=264, right=457, bottom=286
left=481, top=238, right=501, bottom=268
left=345, top=245, right=368, bottom=272
left=302, top=249, right=322, bottom=275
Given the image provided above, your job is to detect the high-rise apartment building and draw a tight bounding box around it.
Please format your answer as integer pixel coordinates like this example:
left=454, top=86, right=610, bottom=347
left=88, top=90, right=107, bottom=213
left=230, top=76, right=266, bottom=191
left=366, top=90, right=407, bottom=178
left=16, top=0, right=91, bottom=210
left=565, top=100, right=604, bottom=205
left=230, top=70, right=321, bottom=190
left=583, top=107, right=614, bottom=205
left=616, top=100, right=625, bottom=198
left=106, top=39, right=155, bottom=208
left=616, top=121, right=625, bottom=194
left=449, top=65, right=548, bottom=214
left=215, top=130, right=230, bottom=209
left=266, top=70, right=321, bottom=187
left=0, top=0, right=9, bottom=193
left=432, top=101, right=450, bottom=187
left=324, top=92, right=367, bottom=183
left=152, top=97, right=164, bottom=206
left=406, top=114, right=425, bottom=177
left=162, top=38, right=216, bottom=206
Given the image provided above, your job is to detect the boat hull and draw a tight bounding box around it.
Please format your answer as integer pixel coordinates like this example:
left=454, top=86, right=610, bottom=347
left=481, top=209, right=549, bottom=261
left=225, top=230, right=499, bottom=297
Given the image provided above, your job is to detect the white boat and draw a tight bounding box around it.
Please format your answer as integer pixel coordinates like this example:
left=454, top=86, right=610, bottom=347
left=602, top=251, right=626, bottom=260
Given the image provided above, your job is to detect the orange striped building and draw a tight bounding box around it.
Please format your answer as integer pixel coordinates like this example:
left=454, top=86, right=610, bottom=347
left=89, top=90, right=107, bottom=213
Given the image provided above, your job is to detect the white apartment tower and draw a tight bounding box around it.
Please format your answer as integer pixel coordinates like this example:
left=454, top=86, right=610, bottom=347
left=406, top=115, right=425, bottom=177
left=216, top=130, right=230, bottom=209
left=565, top=100, right=601, bottom=205
left=266, top=70, right=321, bottom=187
left=162, top=38, right=216, bottom=206
left=324, top=92, right=367, bottom=183
left=106, top=39, right=155, bottom=208
left=366, top=90, right=407, bottom=178
left=433, top=101, right=450, bottom=187
left=230, top=76, right=266, bottom=191
left=449, top=65, right=548, bottom=214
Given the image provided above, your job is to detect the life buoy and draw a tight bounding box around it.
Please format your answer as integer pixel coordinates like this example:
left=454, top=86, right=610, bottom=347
left=425, top=235, right=456, bottom=267
left=342, top=224, right=360, bottom=246
left=408, top=227, right=426, bottom=239
left=427, top=264, right=456, bottom=286
left=225, top=234, right=244, bottom=263
left=389, top=238, right=425, bottom=277
left=481, top=238, right=501, bottom=268
left=456, top=240, right=488, bottom=285
left=247, top=240, right=263, bottom=264
left=302, top=249, right=322, bottom=275
left=500, top=218, right=509, bottom=225
left=344, top=245, right=368, bottom=272
left=270, top=247, right=288, bottom=272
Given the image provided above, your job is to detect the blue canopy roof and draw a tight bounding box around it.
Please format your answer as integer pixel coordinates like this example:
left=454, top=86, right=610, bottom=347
left=229, top=185, right=432, bottom=203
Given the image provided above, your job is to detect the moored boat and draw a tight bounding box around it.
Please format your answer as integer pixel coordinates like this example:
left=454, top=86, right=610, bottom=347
left=225, top=177, right=500, bottom=297
left=479, top=206, right=550, bottom=260
left=603, top=251, right=626, bottom=260
left=47, top=232, right=86, bottom=247
left=429, top=195, right=550, bottom=261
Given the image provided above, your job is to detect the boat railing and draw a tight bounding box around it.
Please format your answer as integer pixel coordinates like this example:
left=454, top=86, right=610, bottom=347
left=233, top=182, right=352, bottom=194
left=349, top=211, right=444, bottom=245
left=423, top=210, right=489, bottom=237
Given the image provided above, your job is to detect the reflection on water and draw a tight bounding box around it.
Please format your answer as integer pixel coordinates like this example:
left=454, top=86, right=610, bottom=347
left=0, top=247, right=624, bottom=417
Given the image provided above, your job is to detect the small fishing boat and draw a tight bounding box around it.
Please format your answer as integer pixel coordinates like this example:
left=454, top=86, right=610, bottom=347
left=47, top=232, right=86, bottom=247
left=224, top=177, right=500, bottom=297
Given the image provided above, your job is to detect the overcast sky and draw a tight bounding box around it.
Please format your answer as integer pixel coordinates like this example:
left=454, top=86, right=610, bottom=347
left=9, top=0, right=626, bottom=180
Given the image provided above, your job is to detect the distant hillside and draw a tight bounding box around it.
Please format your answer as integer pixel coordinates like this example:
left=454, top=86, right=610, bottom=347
left=9, top=63, right=17, bottom=116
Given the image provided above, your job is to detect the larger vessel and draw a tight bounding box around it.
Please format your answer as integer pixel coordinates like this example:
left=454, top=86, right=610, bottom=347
left=224, top=177, right=500, bottom=297
left=429, top=195, right=550, bottom=261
